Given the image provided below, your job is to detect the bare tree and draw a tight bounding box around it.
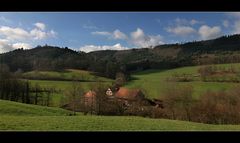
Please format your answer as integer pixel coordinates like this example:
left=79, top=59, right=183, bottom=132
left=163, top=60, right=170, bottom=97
left=162, top=83, right=194, bottom=120
left=115, top=72, right=126, bottom=87
left=65, top=78, right=84, bottom=115
left=89, top=81, right=108, bottom=115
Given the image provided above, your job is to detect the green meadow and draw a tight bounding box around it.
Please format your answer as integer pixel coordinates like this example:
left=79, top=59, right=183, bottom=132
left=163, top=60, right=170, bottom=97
left=125, top=63, right=240, bottom=99
left=21, top=69, right=113, bottom=107
left=1, top=99, right=240, bottom=131
left=2, top=63, right=240, bottom=131
left=22, top=69, right=113, bottom=82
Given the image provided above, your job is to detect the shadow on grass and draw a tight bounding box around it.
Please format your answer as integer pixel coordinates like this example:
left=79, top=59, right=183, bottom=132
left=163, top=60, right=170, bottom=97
left=130, top=69, right=168, bottom=76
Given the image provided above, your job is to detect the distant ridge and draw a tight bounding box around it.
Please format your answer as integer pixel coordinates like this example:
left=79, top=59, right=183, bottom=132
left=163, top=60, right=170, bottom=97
left=1, top=34, right=240, bottom=78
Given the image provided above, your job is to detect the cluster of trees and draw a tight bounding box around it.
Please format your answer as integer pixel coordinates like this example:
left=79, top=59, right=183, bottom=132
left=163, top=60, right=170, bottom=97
left=98, top=83, right=240, bottom=124
left=60, top=77, right=240, bottom=124
left=154, top=84, right=240, bottom=124
left=198, top=65, right=240, bottom=82
left=167, top=73, right=194, bottom=82
left=0, top=64, right=30, bottom=103
left=191, top=88, right=240, bottom=124
left=62, top=81, right=126, bottom=116
left=0, top=64, right=55, bottom=106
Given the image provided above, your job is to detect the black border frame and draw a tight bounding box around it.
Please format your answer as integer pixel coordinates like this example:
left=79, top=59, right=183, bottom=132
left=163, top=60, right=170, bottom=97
left=1, top=0, right=240, bottom=142
left=1, top=0, right=240, bottom=11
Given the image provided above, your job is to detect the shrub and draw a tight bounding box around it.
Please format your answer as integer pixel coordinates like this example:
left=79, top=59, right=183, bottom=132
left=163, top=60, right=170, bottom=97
left=161, top=84, right=194, bottom=121
left=167, top=73, right=193, bottom=82
left=191, top=87, right=240, bottom=124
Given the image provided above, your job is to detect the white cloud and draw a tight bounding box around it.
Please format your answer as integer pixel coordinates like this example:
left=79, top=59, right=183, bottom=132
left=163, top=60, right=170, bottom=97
left=175, top=18, right=203, bottom=26
left=79, top=43, right=128, bottom=53
left=0, top=23, right=56, bottom=42
left=91, top=31, right=111, bottom=36
left=12, top=43, right=32, bottom=49
left=30, top=23, right=56, bottom=40
left=0, top=16, right=12, bottom=24
left=0, top=39, right=13, bottom=53
left=198, top=25, right=222, bottom=40
left=131, top=28, right=145, bottom=40
left=92, top=29, right=127, bottom=40
left=83, top=25, right=98, bottom=29
left=30, top=29, right=47, bottom=40
left=30, top=28, right=56, bottom=40
left=232, top=20, right=240, bottom=34
left=34, top=22, right=46, bottom=31
left=90, top=28, right=164, bottom=49
left=82, top=21, right=99, bottom=29
left=130, top=28, right=164, bottom=48
left=0, top=39, right=31, bottom=53
left=190, top=19, right=201, bottom=25
left=223, top=20, right=229, bottom=28
left=0, top=22, right=56, bottom=53
left=175, top=18, right=189, bottom=25
left=166, top=26, right=196, bottom=36
left=0, top=26, right=31, bottom=41
left=225, top=12, right=240, bottom=34
left=112, top=29, right=128, bottom=40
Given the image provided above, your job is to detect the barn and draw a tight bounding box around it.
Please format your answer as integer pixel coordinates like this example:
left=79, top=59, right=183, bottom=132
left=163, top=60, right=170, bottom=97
left=114, top=87, right=144, bottom=100
left=83, top=90, right=97, bottom=108
left=61, top=87, right=163, bottom=113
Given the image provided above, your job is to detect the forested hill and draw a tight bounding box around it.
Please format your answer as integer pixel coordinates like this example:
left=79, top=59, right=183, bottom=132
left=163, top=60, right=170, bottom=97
left=1, top=34, right=240, bottom=79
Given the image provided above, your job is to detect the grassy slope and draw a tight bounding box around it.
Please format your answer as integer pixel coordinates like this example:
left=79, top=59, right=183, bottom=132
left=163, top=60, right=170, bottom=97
left=28, top=80, right=112, bottom=91
left=0, top=99, right=72, bottom=116
left=28, top=80, right=113, bottom=107
left=1, top=100, right=240, bottom=131
left=22, top=69, right=113, bottom=82
left=125, top=63, right=240, bottom=99
left=2, top=115, right=240, bottom=131
left=23, top=69, right=113, bottom=107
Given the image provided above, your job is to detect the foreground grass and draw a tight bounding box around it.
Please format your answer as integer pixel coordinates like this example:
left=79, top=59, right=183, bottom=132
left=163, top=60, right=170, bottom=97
left=0, top=100, right=72, bottom=116
left=1, top=100, right=240, bottom=131
left=2, top=115, right=240, bottom=131
left=126, top=63, right=240, bottom=99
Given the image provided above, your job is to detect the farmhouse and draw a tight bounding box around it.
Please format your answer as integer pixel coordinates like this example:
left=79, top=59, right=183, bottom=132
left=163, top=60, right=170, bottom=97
left=62, top=87, right=163, bottom=112
left=82, top=87, right=145, bottom=106
left=84, top=90, right=96, bottom=106
left=114, top=87, right=144, bottom=100
left=106, top=88, right=113, bottom=96
left=83, top=87, right=164, bottom=107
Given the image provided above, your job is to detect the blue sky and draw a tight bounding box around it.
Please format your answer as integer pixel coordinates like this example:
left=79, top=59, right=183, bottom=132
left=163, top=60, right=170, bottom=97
left=0, top=12, right=240, bottom=53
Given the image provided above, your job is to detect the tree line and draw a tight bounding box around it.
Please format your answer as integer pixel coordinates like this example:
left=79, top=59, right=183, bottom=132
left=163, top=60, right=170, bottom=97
left=0, top=64, right=55, bottom=106
left=1, top=34, right=240, bottom=80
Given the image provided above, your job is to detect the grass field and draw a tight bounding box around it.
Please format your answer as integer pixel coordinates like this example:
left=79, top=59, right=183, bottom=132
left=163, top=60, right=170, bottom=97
left=125, top=63, right=240, bottom=99
left=24, top=63, right=240, bottom=106
left=28, top=79, right=113, bottom=91
left=2, top=99, right=240, bottom=131
left=28, top=79, right=113, bottom=107
left=22, top=69, right=113, bottom=82
left=22, top=69, right=113, bottom=107
left=3, top=64, right=240, bottom=131
left=0, top=99, right=72, bottom=116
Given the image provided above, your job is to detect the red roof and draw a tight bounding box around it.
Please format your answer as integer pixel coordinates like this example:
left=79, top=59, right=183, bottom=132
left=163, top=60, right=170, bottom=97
left=114, top=87, right=143, bottom=100
left=84, top=90, right=96, bottom=98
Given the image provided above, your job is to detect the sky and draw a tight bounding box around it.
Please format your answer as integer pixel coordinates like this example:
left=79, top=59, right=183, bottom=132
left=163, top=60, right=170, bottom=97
left=0, top=12, right=240, bottom=53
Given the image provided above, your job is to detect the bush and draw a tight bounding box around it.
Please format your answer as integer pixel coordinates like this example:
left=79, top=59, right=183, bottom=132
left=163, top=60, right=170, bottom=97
left=191, top=87, right=240, bottom=124
left=167, top=73, right=193, bottom=82
left=161, top=84, right=194, bottom=121
left=123, top=103, right=153, bottom=117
